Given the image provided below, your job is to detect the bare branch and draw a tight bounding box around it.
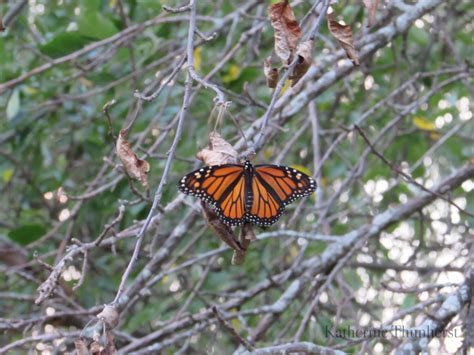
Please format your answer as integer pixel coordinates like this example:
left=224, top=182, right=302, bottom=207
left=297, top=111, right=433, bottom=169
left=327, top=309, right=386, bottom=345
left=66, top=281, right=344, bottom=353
left=239, top=341, right=346, bottom=355
left=395, top=283, right=470, bottom=354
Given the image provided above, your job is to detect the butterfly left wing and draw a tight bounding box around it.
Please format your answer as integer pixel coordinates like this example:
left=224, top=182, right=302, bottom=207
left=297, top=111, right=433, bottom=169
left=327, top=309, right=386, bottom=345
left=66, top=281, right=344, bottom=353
left=178, top=164, right=247, bottom=225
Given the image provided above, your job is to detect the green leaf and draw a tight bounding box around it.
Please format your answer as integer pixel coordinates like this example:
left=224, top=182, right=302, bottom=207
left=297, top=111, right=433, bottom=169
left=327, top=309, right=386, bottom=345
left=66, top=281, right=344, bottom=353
left=80, top=0, right=101, bottom=11
left=6, top=89, right=20, bottom=120
left=343, top=269, right=363, bottom=289
left=155, top=23, right=172, bottom=39
left=222, top=64, right=240, bottom=83
left=401, top=294, right=417, bottom=309
left=77, top=10, right=118, bottom=40
left=136, top=0, right=162, bottom=9
left=8, top=224, right=47, bottom=246
left=413, top=116, right=436, bottom=131
left=125, top=306, right=156, bottom=331
left=2, top=169, right=14, bottom=183
left=40, top=32, right=91, bottom=58
left=410, top=27, right=430, bottom=46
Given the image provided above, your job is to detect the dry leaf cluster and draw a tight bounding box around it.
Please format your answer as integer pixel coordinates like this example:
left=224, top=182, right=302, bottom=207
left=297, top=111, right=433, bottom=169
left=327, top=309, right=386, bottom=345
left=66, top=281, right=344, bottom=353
left=116, top=130, right=150, bottom=187
left=266, top=0, right=316, bottom=87
left=265, top=0, right=370, bottom=89
left=327, top=13, right=360, bottom=66
left=268, top=0, right=302, bottom=65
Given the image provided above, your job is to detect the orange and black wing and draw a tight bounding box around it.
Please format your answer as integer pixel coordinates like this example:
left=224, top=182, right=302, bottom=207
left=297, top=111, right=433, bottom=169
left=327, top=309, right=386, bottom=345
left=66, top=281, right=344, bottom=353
left=178, top=164, right=247, bottom=225
left=250, top=165, right=317, bottom=226
left=248, top=174, right=284, bottom=226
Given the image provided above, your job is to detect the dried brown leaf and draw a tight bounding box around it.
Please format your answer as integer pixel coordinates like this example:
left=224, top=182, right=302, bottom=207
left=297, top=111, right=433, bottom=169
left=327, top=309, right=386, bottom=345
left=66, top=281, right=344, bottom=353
left=201, top=202, right=243, bottom=252
left=104, top=333, right=116, bottom=355
left=116, top=130, right=150, bottom=187
left=97, top=305, right=119, bottom=330
left=90, top=341, right=102, bottom=355
left=268, top=0, right=302, bottom=64
left=241, top=223, right=256, bottom=241
left=232, top=224, right=254, bottom=265
left=74, top=338, right=89, bottom=355
left=263, top=56, right=279, bottom=89
left=363, top=0, right=379, bottom=27
left=289, top=40, right=313, bottom=86
left=327, top=13, right=360, bottom=66
left=196, top=131, right=238, bottom=166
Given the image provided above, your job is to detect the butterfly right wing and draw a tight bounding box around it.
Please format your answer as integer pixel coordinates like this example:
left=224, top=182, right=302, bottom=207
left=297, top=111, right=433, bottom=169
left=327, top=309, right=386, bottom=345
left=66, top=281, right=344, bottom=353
left=178, top=164, right=246, bottom=225
left=249, top=164, right=317, bottom=226
left=254, top=165, right=316, bottom=206
left=247, top=173, right=284, bottom=226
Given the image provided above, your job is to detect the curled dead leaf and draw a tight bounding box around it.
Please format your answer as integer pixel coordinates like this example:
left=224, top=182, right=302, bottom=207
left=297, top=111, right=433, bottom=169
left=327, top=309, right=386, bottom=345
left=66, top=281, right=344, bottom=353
left=116, top=130, right=150, bottom=187
left=241, top=223, right=256, bottom=241
left=263, top=56, right=279, bottom=88
left=268, top=0, right=302, bottom=65
left=86, top=334, right=116, bottom=355
left=196, top=131, right=238, bottom=166
left=363, top=0, right=379, bottom=27
left=97, top=305, right=120, bottom=330
left=90, top=341, right=102, bottom=354
left=289, top=40, right=313, bottom=86
left=232, top=224, right=254, bottom=265
left=327, top=13, right=359, bottom=66
left=201, top=202, right=243, bottom=253
left=74, top=338, right=89, bottom=355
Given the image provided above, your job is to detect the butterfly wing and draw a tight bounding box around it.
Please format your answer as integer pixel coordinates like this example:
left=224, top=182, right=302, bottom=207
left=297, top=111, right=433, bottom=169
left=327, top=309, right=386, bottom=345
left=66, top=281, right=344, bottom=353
left=248, top=173, right=284, bottom=226
left=178, top=164, right=247, bottom=225
left=250, top=165, right=317, bottom=226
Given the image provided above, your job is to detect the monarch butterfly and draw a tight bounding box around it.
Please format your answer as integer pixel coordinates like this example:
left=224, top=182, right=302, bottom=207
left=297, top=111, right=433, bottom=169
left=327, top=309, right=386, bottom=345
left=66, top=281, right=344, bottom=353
left=178, top=159, right=316, bottom=226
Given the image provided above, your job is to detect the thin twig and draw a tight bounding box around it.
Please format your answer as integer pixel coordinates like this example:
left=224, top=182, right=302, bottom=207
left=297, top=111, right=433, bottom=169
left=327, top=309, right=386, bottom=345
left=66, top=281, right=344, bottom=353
left=212, top=307, right=254, bottom=351
left=354, top=125, right=473, bottom=217
left=73, top=250, right=88, bottom=291
left=103, top=99, right=117, bottom=140
left=162, top=4, right=191, bottom=13
left=195, top=28, right=217, bottom=41
left=134, top=54, right=187, bottom=102
left=1, top=0, right=28, bottom=30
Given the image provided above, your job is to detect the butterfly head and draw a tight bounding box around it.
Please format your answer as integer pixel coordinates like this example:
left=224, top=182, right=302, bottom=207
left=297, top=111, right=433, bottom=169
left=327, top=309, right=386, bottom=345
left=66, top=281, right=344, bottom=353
left=243, top=158, right=253, bottom=171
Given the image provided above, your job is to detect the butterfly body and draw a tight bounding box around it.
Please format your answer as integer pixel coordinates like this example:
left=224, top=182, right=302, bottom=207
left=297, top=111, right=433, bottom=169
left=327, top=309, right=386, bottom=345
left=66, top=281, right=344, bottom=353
left=178, top=159, right=316, bottom=226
